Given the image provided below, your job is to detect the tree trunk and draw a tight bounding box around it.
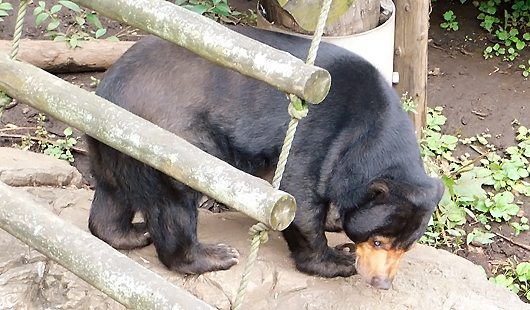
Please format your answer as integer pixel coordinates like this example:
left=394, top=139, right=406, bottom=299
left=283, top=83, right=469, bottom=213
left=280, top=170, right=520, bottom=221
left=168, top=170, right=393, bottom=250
left=393, top=0, right=429, bottom=139
left=0, top=39, right=135, bottom=73
left=260, top=0, right=381, bottom=36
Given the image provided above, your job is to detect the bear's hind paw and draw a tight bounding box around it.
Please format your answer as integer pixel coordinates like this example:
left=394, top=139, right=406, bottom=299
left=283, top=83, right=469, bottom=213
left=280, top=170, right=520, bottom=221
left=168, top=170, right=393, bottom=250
left=173, top=243, right=239, bottom=274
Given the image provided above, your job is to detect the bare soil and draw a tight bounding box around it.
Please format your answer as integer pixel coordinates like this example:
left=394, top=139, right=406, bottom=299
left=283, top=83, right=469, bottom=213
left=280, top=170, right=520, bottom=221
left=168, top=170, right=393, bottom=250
left=0, top=0, right=529, bottom=303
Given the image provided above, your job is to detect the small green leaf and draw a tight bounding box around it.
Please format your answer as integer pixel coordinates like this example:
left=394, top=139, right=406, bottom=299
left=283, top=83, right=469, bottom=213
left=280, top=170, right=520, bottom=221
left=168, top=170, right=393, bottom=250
left=506, top=146, right=519, bottom=154
left=75, top=16, right=85, bottom=25
left=50, top=4, right=62, bottom=14
left=69, top=36, right=79, bottom=48
left=444, top=10, right=454, bottom=21
left=64, top=127, right=73, bottom=136
left=95, top=28, right=106, bottom=38
left=33, top=6, right=44, bottom=15
left=0, top=2, right=13, bottom=10
left=183, top=4, right=209, bottom=15
left=67, top=138, right=77, bottom=145
left=106, top=36, right=119, bottom=42
left=53, top=35, right=67, bottom=42
left=174, top=0, right=187, bottom=5
left=86, top=13, right=103, bottom=29
left=47, top=19, right=60, bottom=31
left=35, top=12, right=49, bottom=26
left=58, top=0, right=82, bottom=12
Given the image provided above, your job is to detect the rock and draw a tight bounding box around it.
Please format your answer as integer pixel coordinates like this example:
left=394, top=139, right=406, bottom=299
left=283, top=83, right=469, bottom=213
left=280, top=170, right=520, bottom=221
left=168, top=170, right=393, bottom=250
left=0, top=147, right=82, bottom=187
left=0, top=150, right=528, bottom=310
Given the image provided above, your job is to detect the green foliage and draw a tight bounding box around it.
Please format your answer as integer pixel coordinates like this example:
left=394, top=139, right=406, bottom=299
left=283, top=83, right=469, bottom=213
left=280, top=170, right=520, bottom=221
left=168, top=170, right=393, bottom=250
left=490, top=274, right=520, bottom=294
left=421, top=107, right=457, bottom=161
left=518, top=59, right=530, bottom=77
left=175, top=0, right=243, bottom=24
left=467, top=228, right=496, bottom=245
left=419, top=107, right=530, bottom=253
left=39, top=127, right=77, bottom=162
left=400, top=93, right=418, bottom=114
left=0, top=0, right=13, bottom=22
left=33, top=1, right=117, bottom=48
left=510, top=216, right=529, bottom=235
left=473, top=0, right=530, bottom=64
left=490, top=262, right=530, bottom=299
left=441, top=10, right=459, bottom=31
left=475, top=191, right=520, bottom=221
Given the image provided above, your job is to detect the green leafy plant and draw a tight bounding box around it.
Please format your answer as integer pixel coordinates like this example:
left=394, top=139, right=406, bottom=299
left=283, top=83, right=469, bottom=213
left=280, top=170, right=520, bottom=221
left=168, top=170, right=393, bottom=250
left=484, top=43, right=506, bottom=59
left=420, top=107, right=530, bottom=255
left=490, top=262, right=530, bottom=299
left=39, top=127, right=77, bottom=162
left=467, top=228, right=496, bottom=245
left=175, top=0, right=242, bottom=23
left=441, top=10, right=459, bottom=31
left=519, top=59, right=530, bottom=77
left=490, top=273, right=520, bottom=294
left=475, top=191, right=520, bottom=221
left=491, top=27, right=530, bottom=60
left=0, top=0, right=13, bottom=22
left=421, top=107, right=458, bottom=161
left=474, top=0, right=530, bottom=64
left=33, top=1, right=117, bottom=48
left=401, top=92, right=418, bottom=114
left=510, top=216, right=529, bottom=235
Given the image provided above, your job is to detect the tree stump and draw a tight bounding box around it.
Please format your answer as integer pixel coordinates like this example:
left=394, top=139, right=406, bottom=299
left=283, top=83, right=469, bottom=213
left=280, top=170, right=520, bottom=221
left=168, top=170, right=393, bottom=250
left=259, top=0, right=381, bottom=36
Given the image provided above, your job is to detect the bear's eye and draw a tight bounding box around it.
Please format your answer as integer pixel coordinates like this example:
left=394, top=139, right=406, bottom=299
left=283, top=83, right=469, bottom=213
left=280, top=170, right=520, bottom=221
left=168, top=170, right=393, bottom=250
left=373, top=240, right=382, bottom=247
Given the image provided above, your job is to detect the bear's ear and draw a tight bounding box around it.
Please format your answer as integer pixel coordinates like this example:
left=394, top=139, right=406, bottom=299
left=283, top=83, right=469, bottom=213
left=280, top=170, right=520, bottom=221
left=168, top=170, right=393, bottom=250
left=368, top=180, right=390, bottom=201
left=408, top=178, right=445, bottom=212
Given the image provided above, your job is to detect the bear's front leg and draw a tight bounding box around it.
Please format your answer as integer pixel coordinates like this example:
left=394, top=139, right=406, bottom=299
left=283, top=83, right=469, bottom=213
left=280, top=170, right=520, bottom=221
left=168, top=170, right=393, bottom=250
left=281, top=213, right=357, bottom=278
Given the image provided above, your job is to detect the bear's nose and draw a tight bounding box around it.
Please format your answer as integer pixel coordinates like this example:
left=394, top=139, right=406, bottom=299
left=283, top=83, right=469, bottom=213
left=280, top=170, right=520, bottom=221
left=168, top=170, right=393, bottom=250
left=371, top=276, right=392, bottom=290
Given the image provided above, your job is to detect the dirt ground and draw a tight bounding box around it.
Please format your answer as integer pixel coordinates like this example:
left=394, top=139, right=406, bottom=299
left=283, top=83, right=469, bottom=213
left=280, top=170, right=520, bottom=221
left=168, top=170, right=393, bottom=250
left=0, top=0, right=529, bottom=303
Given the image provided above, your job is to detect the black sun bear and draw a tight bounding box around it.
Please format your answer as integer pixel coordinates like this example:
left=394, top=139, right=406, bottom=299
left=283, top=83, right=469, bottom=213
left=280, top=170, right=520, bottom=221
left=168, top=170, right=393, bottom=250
left=87, top=25, right=444, bottom=290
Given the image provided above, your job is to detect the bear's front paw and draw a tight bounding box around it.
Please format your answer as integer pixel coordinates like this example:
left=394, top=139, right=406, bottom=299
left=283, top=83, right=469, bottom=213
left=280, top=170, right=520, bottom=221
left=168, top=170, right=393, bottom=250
left=293, top=246, right=357, bottom=278
left=172, top=243, right=240, bottom=274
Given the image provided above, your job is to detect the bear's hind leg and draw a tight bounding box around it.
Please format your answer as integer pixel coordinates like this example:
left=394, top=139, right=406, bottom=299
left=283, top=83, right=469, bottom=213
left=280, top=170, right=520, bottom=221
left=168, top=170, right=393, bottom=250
left=146, top=187, right=239, bottom=274
left=89, top=183, right=152, bottom=250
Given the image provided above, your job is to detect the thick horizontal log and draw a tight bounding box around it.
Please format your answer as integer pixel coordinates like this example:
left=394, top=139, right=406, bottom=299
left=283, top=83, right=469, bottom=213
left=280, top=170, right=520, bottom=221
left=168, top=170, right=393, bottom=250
left=0, top=39, right=135, bottom=73
left=0, top=181, right=215, bottom=310
left=71, top=0, right=330, bottom=104
left=0, top=53, right=296, bottom=231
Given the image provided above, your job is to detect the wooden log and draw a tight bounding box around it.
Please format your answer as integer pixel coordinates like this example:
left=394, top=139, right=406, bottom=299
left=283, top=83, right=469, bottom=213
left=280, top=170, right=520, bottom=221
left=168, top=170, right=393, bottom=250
left=393, top=0, right=429, bottom=139
left=71, top=0, right=331, bottom=104
left=0, top=181, right=215, bottom=310
left=0, top=53, right=296, bottom=231
left=0, top=39, right=135, bottom=73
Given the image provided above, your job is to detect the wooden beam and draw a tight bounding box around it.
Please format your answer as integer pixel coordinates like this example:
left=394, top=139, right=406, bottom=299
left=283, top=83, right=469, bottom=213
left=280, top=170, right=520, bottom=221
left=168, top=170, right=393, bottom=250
left=0, top=53, right=296, bottom=231
left=70, top=0, right=331, bottom=104
left=393, top=0, right=429, bottom=140
left=0, top=181, right=215, bottom=310
left=0, top=39, right=134, bottom=73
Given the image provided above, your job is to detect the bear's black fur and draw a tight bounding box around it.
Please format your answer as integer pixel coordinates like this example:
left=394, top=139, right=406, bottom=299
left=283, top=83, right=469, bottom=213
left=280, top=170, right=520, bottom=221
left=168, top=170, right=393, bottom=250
left=88, top=25, right=444, bottom=288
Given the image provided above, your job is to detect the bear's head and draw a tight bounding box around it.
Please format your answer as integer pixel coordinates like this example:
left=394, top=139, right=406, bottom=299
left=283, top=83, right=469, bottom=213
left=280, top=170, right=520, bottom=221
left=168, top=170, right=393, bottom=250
left=342, top=177, right=445, bottom=289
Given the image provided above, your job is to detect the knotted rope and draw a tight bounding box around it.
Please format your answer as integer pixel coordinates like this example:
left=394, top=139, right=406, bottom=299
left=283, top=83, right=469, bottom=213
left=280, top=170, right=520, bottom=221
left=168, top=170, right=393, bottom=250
left=0, top=0, right=27, bottom=119
left=232, top=0, right=333, bottom=309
